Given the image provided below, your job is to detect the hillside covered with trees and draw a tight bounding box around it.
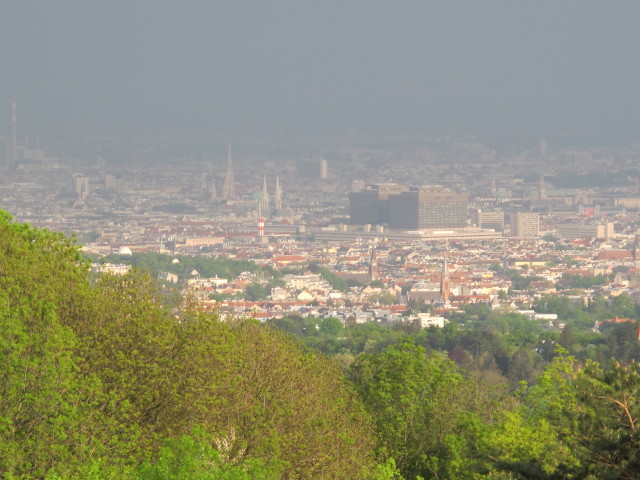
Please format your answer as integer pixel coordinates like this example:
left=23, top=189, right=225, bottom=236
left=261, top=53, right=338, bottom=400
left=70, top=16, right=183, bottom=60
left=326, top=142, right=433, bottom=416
left=2, top=211, right=640, bottom=479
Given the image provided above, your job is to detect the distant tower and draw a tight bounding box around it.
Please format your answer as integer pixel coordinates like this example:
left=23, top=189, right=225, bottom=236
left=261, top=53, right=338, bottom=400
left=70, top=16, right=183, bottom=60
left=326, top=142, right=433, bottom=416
left=490, top=177, right=497, bottom=196
left=257, top=206, right=265, bottom=239
left=222, top=143, right=235, bottom=200
left=260, top=176, right=270, bottom=211
left=369, top=248, right=379, bottom=282
left=209, top=178, right=217, bottom=202
left=8, top=98, right=17, bottom=168
left=440, top=249, right=451, bottom=304
left=198, top=175, right=206, bottom=198
left=274, top=176, right=283, bottom=210
left=634, top=235, right=639, bottom=261
left=319, top=158, right=328, bottom=179
left=71, top=173, right=90, bottom=208
left=206, top=156, right=217, bottom=201
left=539, top=173, right=547, bottom=201
left=539, top=138, right=548, bottom=155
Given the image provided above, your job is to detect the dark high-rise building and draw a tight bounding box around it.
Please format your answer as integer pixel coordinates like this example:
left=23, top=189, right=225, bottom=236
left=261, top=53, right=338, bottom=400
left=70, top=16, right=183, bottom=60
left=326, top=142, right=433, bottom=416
left=387, top=190, right=419, bottom=229
left=350, top=184, right=468, bottom=229
left=349, top=184, right=409, bottom=225
left=388, top=187, right=468, bottom=229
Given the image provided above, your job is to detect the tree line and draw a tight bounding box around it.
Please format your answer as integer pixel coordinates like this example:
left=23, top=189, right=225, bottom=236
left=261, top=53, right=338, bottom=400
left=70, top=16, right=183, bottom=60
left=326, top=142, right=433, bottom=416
left=3, top=211, right=640, bottom=479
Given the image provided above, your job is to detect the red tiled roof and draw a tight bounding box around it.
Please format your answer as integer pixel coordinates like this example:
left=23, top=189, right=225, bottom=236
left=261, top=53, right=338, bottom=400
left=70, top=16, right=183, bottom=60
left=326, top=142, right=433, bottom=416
left=597, top=250, right=632, bottom=260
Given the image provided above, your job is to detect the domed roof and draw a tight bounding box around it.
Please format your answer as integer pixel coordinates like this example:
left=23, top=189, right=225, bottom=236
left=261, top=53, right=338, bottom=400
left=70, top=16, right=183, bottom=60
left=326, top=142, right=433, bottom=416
left=118, top=246, right=133, bottom=256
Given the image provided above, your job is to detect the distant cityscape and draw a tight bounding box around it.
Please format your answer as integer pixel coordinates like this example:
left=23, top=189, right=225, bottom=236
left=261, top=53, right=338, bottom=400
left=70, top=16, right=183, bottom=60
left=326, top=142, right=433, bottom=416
left=3, top=99, right=640, bottom=328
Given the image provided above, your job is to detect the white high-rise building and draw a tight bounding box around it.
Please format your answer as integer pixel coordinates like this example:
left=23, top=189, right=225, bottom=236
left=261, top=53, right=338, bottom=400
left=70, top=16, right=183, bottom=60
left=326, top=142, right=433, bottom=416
left=319, top=158, right=328, bottom=179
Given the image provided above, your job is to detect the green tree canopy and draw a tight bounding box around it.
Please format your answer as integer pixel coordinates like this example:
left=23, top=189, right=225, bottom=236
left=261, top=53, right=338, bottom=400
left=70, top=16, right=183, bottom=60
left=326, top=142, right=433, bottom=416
left=0, top=212, right=380, bottom=480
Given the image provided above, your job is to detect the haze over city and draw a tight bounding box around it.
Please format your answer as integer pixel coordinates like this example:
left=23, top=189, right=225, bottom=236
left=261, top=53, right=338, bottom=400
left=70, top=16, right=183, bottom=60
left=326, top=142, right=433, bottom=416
left=2, top=1, right=640, bottom=146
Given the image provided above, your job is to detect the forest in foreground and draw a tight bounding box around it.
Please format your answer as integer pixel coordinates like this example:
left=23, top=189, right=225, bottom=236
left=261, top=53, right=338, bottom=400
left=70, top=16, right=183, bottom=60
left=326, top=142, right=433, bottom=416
left=2, top=211, right=640, bottom=480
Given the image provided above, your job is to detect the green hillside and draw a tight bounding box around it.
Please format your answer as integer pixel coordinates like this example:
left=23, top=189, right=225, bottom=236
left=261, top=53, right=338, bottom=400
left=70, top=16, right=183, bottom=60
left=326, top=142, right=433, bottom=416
left=2, top=211, right=640, bottom=480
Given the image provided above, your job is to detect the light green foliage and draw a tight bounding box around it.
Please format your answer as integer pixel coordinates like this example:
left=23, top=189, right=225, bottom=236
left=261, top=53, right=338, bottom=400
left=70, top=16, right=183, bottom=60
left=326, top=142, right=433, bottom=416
left=372, top=458, right=406, bottom=480
left=494, top=350, right=640, bottom=478
left=137, top=428, right=282, bottom=480
left=525, top=347, right=579, bottom=431
left=0, top=296, right=82, bottom=478
left=10, top=210, right=640, bottom=480
left=0, top=212, right=96, bottom=478
left=479, top=410, right=567, bottom=477
left=74, top=269, right=187, bottom=458
left=176, top=320, right=378, bottom=479
left=0, top=212, right=379, bottom=479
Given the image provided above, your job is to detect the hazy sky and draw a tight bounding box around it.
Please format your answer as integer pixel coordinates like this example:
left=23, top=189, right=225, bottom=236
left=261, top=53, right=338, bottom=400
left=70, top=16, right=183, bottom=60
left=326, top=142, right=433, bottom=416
left=1, top=1, right=639, bottom=144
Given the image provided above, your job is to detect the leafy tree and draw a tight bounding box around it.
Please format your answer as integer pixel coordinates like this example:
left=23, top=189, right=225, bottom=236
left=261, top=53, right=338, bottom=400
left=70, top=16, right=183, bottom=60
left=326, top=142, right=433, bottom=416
left=371, top=291, right=397, bottom=306
left=0, top=212, right=382, bottom=479
left=350, top=339, right=499, bottom=479
left=319, top=317, right=344, bottom=336
left=473, top=348, right=582, bottom=478
left=0, top=212, right=103, bottom=479
left=136, top=428, right=282, bottom=480
left=0, top=295, right=86, bottom=478
left=561, top=273, right=608, bottom=289
left=319, top=267, right=349, bottom=292
left=499, top=351, right=640, bottom=479
left=610, top=294, right=639, bottom=319
left=175, top=319, right=379, bottom=479
left=103, top=252, right=276, bottom=282
left=245, top=282, right=269, bottom=301
left=461, top=303, right=491, bottom=322
left=567, top=360, right=640, bottom=479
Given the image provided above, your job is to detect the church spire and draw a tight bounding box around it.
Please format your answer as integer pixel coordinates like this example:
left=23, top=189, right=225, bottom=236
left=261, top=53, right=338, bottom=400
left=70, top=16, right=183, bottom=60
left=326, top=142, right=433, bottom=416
left=274, top=176, right=283, bottom=210
left=369, top=248, right=379, bottom=282
left=440, top=248, right=451, bottom=304
left=222, top=143, right=235, bottom=200
left=260, top=175, right=270, bottom=211
left=539, top=172, right=547, bottom=201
